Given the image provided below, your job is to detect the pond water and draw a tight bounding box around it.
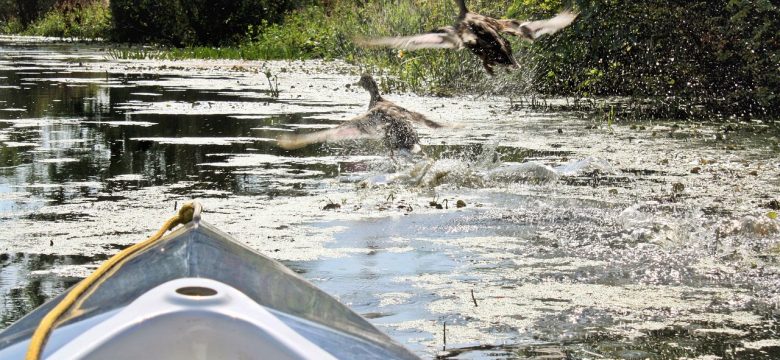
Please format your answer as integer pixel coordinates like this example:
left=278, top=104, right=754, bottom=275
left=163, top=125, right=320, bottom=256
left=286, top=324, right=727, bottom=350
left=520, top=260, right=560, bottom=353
left=1, top=36, right=780, bottom=359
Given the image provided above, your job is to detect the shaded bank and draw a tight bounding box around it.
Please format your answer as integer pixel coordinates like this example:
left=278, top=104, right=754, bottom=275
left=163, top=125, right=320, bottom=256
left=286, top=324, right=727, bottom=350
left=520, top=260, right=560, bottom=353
left=111, top=0, right=780, bottom=119
left=3, top=0, right=779, bottom=116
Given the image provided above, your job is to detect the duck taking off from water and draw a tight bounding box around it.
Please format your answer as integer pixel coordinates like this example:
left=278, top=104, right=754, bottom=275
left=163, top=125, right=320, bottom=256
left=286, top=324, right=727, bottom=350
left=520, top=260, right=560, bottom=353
left=356, top=0, right=577, bottom=75
left=277, top=74, right=448, bottom=157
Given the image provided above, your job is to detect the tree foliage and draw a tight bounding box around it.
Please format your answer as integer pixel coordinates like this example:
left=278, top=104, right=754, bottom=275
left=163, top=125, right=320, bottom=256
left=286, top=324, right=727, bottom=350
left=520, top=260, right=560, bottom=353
left=1, top=0, right=57, bottom=26
left=109, top=0, right=301, bottom=46
left=531, top=0, right=780, bottom=116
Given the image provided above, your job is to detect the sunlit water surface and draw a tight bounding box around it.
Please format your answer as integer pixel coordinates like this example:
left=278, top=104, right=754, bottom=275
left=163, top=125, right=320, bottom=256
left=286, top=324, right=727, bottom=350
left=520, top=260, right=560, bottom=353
left=1, top=36, right=779, bottom=359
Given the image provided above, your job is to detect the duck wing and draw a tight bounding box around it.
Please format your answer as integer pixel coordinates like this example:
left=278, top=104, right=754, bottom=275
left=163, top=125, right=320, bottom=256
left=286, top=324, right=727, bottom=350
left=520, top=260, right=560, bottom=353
left=375, top=100, right=449, bottom=129
left=277, top=112, right=385, bottom=149
left=498, top=11, right=578, bottom=40
left=355, top=27, right=463, bottom=50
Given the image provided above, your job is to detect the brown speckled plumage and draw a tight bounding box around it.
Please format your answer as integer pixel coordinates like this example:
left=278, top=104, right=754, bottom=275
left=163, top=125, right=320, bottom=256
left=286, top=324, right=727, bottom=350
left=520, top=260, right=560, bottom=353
left=356, top=0, right=577, bottom=75
left=278, top=74, right=447, bottom=155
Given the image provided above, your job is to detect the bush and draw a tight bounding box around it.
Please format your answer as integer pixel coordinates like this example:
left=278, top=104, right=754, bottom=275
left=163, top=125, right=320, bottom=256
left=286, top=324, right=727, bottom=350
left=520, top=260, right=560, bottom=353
left=24, top=0, right=111, bottom=39
left=532, top=0, right=780, bottom=117
left=240, top=6, right=343, bottom=59
left=0, top=0, right=57, bottom=32
left=0, top=17, right=23, bottom=34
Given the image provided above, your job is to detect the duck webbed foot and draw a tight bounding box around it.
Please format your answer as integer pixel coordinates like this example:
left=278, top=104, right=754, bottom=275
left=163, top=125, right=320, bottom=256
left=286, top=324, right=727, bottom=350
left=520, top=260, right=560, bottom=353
left=389, top=148, right=400, bottom=164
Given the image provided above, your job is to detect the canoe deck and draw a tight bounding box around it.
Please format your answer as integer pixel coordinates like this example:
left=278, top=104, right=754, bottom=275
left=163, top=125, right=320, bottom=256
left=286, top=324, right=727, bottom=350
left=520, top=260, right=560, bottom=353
left=0, top=220, right=420, bottom=359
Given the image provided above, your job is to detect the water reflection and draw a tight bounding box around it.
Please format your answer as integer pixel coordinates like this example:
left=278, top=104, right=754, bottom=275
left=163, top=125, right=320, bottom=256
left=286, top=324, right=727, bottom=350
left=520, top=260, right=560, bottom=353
left=0, top=253, right=96, bottom=328
left=0, top=47, right=354, bottom=202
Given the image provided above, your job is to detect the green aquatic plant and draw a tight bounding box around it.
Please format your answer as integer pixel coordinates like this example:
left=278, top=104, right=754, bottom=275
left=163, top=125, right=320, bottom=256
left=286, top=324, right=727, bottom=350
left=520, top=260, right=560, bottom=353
left=263, top=69, right=281, bottom=98
left=597, top=102, right=615, bottom=132
left=106, top=47, right=170, bottom=60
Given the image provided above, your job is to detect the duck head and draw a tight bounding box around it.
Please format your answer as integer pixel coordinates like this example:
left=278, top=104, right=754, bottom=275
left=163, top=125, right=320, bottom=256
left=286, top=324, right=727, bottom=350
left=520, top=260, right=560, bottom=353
left=454, top=0, right=468, bottom=17
left=357, top=73, right=382, bottom=106
left=358, top=74, right=380, bottom=94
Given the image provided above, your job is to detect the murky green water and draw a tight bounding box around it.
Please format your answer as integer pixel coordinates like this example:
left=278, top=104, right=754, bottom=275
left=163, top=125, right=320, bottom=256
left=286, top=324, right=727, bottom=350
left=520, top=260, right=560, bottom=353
left=2, top=36, right=780, bottom=359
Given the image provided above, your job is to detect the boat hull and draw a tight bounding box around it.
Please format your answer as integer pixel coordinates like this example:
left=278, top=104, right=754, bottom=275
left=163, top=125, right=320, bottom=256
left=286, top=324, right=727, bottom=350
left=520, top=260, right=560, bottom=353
left=0, top=220, right=420, bottom=359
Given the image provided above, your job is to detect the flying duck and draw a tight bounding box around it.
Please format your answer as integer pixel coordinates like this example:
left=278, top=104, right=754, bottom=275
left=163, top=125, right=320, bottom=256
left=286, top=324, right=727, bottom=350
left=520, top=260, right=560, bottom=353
left=356, top=0, right=577, bottom=75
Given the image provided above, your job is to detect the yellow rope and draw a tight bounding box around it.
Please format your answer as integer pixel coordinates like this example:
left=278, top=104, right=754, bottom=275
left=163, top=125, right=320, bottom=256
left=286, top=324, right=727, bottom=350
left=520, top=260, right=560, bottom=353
left=25, top=202, right=198, bottom=360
